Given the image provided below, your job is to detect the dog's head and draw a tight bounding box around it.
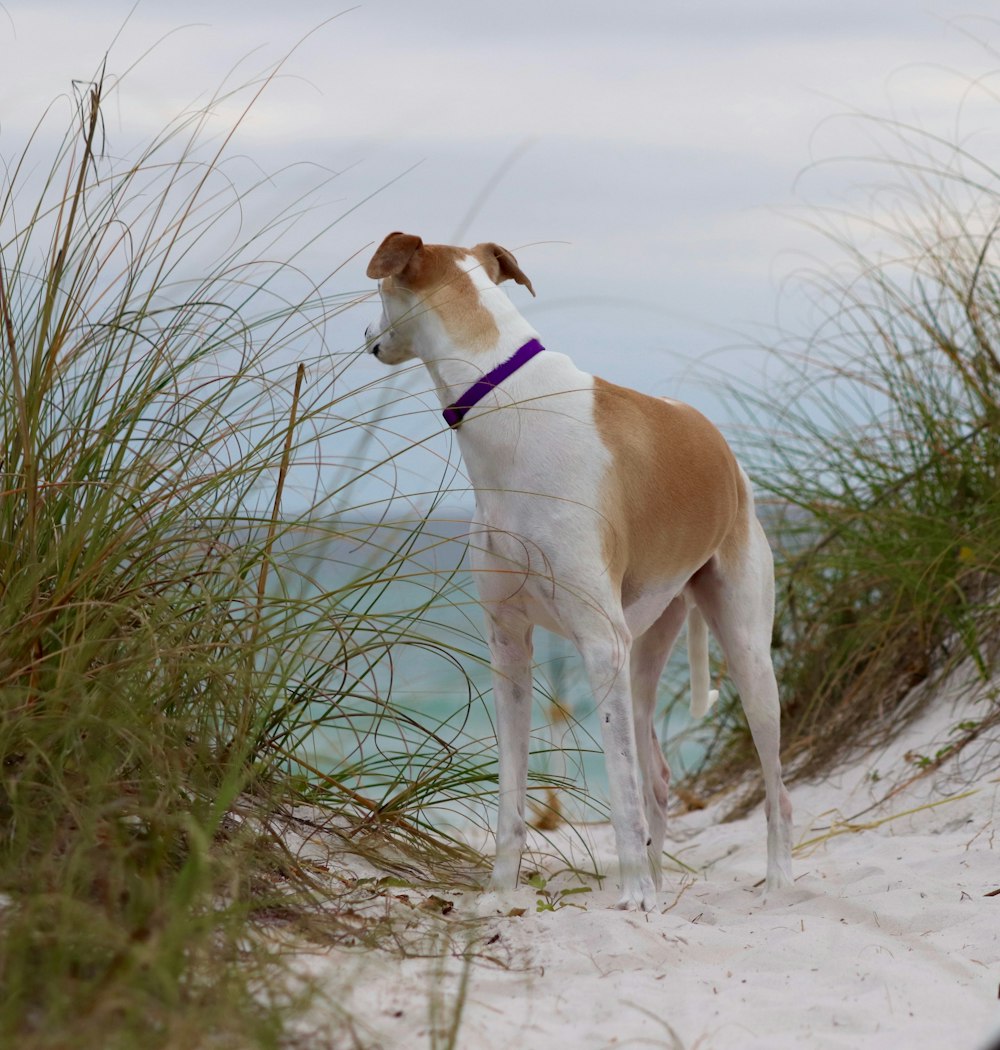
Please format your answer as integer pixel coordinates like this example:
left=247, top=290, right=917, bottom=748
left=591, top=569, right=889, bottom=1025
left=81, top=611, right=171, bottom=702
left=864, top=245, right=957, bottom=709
left=364, top=233, right=534, bottom=365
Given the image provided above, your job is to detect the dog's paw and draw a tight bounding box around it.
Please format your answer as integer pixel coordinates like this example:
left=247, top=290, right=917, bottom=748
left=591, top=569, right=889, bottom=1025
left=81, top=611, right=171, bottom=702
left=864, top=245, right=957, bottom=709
left=768, top=859, right=794, bottom=889
left=613, top=876, right=658, bottom=913
left=760, top=866, right=795, bottom=903
left=488, top=859, right=519, bottom=895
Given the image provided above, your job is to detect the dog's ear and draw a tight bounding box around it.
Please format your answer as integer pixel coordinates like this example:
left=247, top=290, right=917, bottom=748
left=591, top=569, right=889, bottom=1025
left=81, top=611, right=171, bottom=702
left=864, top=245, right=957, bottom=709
left=367, top=232, right=424, bottom=280
left=472, top=242, right=536, bottom=297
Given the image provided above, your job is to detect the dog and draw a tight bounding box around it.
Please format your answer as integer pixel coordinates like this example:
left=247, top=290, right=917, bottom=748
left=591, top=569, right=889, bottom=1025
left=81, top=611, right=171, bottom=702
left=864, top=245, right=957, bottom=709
left=364, top=232, right=793, bottom=910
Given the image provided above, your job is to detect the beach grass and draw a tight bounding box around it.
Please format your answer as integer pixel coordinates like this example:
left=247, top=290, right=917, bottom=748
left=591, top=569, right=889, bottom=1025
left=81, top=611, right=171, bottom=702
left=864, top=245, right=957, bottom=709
left=684, top=104, right=1000, bottom=808
left=0, top=62, right=528, bottom=1048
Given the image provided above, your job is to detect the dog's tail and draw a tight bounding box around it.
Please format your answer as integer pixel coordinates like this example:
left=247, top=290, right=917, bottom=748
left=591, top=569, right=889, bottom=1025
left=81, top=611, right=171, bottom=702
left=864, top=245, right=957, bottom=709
left=688, top=604, right=718, bottom=719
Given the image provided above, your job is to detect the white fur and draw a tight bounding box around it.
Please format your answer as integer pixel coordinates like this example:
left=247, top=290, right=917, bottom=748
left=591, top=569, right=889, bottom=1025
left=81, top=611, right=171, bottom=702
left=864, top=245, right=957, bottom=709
left=366, top=243, right=793, bottom=911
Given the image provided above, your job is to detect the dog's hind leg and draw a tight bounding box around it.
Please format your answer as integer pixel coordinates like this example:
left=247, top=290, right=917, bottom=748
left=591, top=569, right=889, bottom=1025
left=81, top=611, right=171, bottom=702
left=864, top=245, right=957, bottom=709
left=630, top=598, right=686, bottom=889
left=690, top=520, right=793, bottom=893
left=484, top=609, right=535, bottom=892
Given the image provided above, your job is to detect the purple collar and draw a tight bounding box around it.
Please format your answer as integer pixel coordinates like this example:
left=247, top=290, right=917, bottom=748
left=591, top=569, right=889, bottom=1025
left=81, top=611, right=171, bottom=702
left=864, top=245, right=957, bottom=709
left=442, top=338, right=545, bottom=429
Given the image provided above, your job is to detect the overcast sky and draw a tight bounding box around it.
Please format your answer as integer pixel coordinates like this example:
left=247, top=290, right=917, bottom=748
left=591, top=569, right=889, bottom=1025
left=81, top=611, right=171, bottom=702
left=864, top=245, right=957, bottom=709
left=4, top=1, right=1000, bottom=508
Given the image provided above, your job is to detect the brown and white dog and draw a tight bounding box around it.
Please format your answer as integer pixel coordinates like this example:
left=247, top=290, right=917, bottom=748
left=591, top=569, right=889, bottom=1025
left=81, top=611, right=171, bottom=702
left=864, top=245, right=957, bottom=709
left=364, top=233, right=792, bottom=910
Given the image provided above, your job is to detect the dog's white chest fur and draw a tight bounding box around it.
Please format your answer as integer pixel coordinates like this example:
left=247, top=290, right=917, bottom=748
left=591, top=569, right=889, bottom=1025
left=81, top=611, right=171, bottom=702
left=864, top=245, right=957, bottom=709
left=458, top=361, right=610, bottom=622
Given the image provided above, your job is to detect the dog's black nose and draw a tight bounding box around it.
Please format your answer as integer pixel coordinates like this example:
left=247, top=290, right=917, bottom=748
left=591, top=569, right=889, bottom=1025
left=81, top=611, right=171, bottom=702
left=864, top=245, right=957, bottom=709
left=370, top=343, right=381, bottom=357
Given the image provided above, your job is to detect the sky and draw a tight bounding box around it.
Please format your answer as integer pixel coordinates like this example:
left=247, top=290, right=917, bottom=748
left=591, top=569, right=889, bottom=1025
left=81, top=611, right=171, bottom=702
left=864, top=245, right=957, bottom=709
left=4, top=1, right=1000, bottom=510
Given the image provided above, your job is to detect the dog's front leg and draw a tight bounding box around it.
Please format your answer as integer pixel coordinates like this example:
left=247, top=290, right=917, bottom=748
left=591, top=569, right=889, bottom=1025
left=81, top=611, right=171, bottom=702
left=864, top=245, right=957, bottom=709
left=581, top=625, right=657, bottom=912
left=484, top=612, right=534, bottom=892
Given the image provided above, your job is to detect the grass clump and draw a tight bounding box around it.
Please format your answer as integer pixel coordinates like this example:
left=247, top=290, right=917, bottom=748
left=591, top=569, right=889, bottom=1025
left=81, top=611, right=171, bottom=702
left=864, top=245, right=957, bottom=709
left=0, top=61, right=494, bottom=1048
left=690, top=101, right=1000, bottom=805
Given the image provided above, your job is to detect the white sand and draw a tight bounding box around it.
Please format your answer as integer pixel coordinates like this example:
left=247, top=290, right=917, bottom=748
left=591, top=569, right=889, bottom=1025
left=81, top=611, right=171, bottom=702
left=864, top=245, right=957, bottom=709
left=295, top=659, right=1000, bottom=1049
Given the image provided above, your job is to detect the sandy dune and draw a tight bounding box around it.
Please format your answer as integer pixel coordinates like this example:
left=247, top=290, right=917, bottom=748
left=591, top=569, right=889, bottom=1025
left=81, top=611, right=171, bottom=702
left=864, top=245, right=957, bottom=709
left=298, top=658, right=1000, bottom=1050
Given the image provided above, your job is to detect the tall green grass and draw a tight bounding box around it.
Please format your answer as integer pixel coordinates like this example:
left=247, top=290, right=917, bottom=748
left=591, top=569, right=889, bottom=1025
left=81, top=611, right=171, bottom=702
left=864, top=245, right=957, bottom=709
left=688, top=106, right=1000, bottom=805
left=0, top=64, right=514, bottom=1047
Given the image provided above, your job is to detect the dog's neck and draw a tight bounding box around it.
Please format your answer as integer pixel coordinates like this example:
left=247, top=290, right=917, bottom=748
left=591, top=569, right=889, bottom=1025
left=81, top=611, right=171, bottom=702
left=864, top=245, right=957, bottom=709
left=416, top=276, right=541, bottom=415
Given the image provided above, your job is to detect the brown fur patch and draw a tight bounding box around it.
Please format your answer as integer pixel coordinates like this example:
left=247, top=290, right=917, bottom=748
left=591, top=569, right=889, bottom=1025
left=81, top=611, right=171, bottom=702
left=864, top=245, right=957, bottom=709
left=367, top=232, right=423, bottom=279
left=471, top=242, right=536, bottom=296
left=396, top=244, right=500, bottom=352
left=592, top=378, right=743, bottom=601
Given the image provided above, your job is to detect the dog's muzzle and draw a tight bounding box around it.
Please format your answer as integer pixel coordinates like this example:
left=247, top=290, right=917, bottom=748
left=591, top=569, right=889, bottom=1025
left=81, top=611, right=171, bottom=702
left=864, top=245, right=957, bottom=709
left=364, top=322, right=383, bottom=357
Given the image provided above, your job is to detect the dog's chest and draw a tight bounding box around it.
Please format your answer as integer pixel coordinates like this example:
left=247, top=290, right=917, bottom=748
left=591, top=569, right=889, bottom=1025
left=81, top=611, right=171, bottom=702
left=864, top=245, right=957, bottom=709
left=456, top=363, right=603, bottom=500
left=460, top=377, right=614, bottom=621
left=470, top=442, right=610, bottom=575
